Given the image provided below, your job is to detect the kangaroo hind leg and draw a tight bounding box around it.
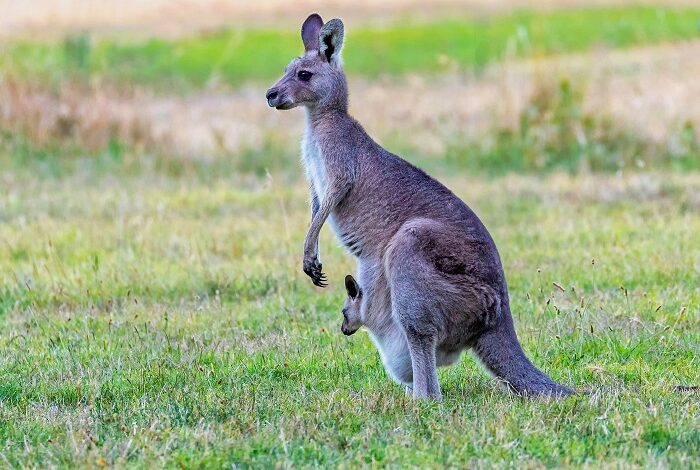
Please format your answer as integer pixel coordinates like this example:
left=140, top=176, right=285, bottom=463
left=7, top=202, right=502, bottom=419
left=386, top=223, right=446, bottom=401
left=391, top=284, right=441, bottom=400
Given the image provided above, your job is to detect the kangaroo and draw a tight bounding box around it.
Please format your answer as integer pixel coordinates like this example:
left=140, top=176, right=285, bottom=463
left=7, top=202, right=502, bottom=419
left=340, top=275, right=363, bottom=337
left=340, top=274, right=419, bottom=391
left=266, top=13, right=574, bottom=399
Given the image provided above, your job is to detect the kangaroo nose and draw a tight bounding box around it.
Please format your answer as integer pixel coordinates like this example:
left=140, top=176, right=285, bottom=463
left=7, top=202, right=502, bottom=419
left=266, top=89, right=278, bottom=101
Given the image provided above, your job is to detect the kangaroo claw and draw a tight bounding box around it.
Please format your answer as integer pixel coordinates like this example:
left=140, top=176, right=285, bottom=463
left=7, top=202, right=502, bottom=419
left=303, top=257, right=327, bottom=287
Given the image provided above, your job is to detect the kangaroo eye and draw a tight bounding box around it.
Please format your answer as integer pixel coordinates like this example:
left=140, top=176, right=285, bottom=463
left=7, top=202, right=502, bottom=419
left=297, top=70, right=313, bottom=81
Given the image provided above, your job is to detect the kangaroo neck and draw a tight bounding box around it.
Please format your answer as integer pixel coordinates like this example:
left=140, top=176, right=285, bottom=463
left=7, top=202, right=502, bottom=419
left=366, top=316, right=404, bottom=349
left=363, top=299, right=398, bottom=337
left=305, top=106, right=348, bottom=134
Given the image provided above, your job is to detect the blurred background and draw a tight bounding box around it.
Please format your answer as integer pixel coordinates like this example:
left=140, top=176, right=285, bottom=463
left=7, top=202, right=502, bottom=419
left=1, top=0, right=699, bottom=178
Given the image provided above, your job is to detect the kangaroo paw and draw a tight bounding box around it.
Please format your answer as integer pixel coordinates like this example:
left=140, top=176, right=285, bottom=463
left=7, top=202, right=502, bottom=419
left=303, top=257, right=327, bottom=287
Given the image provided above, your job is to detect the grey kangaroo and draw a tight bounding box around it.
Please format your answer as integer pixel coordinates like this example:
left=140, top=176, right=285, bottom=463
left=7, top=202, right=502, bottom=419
left=266, top=13, right=574, bottom=399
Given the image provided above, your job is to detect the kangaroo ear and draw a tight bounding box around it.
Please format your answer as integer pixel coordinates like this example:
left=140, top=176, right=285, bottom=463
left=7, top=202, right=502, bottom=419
left=301, top=13, right=324, bottom=53
left=344, top=275, right=360, bottom=299
left=319, top=19, right=344, bottom=68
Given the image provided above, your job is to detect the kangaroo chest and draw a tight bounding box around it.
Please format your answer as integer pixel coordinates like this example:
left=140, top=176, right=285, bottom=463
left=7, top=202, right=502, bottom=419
left=301, top=129, right=328, bottom=200
left=301, top=121, right=363, bottom=256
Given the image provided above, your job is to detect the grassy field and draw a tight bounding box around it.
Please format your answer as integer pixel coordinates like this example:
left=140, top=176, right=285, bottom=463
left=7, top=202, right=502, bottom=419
left=2, top=6, right=700, bottom=90
left=1, top=3, right=700, bottom=468
left=1, top=157, right=699, bottom=467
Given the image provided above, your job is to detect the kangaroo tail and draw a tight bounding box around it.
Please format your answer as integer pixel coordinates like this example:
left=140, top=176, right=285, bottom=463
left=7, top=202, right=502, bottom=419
left=473, top=311, right=574, bottom=397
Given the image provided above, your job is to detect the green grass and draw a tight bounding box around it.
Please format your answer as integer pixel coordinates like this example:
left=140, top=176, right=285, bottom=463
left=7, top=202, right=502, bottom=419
left=0, top=151, right=698, bottom=466
left=2, top=6, right=700, bottom=90
left=1, top=5, right=699, bottom=465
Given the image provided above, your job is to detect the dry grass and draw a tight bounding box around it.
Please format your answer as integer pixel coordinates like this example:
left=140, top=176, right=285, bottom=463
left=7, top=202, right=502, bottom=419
left=0, top=79, right=156, bottom=153
left=2, top=40, right=698, bottom=160
left=2, top=0, right=698, bottom=38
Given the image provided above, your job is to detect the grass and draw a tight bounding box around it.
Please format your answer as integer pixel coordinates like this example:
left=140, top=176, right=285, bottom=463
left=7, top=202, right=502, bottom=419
left=2, top=75, right=699, bottom=180
left=442, top=79, right=700, bottom=174
left=2, top=6, right=700, bottom=90
left=1, top=4, right=699, bottom=466
left=0, top=150, right=699, bottom=466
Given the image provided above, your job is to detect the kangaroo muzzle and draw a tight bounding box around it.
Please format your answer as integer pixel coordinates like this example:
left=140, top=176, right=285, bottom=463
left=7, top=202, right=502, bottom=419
left=265, top=87, right=281, bottom=107
left=341, top=321, right=359, bottom=336
left=266, top=87, right=294, bottom=110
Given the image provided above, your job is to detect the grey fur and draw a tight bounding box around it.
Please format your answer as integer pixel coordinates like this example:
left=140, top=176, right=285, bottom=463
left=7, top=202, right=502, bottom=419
left=266, top=13, right=574, bottom=400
